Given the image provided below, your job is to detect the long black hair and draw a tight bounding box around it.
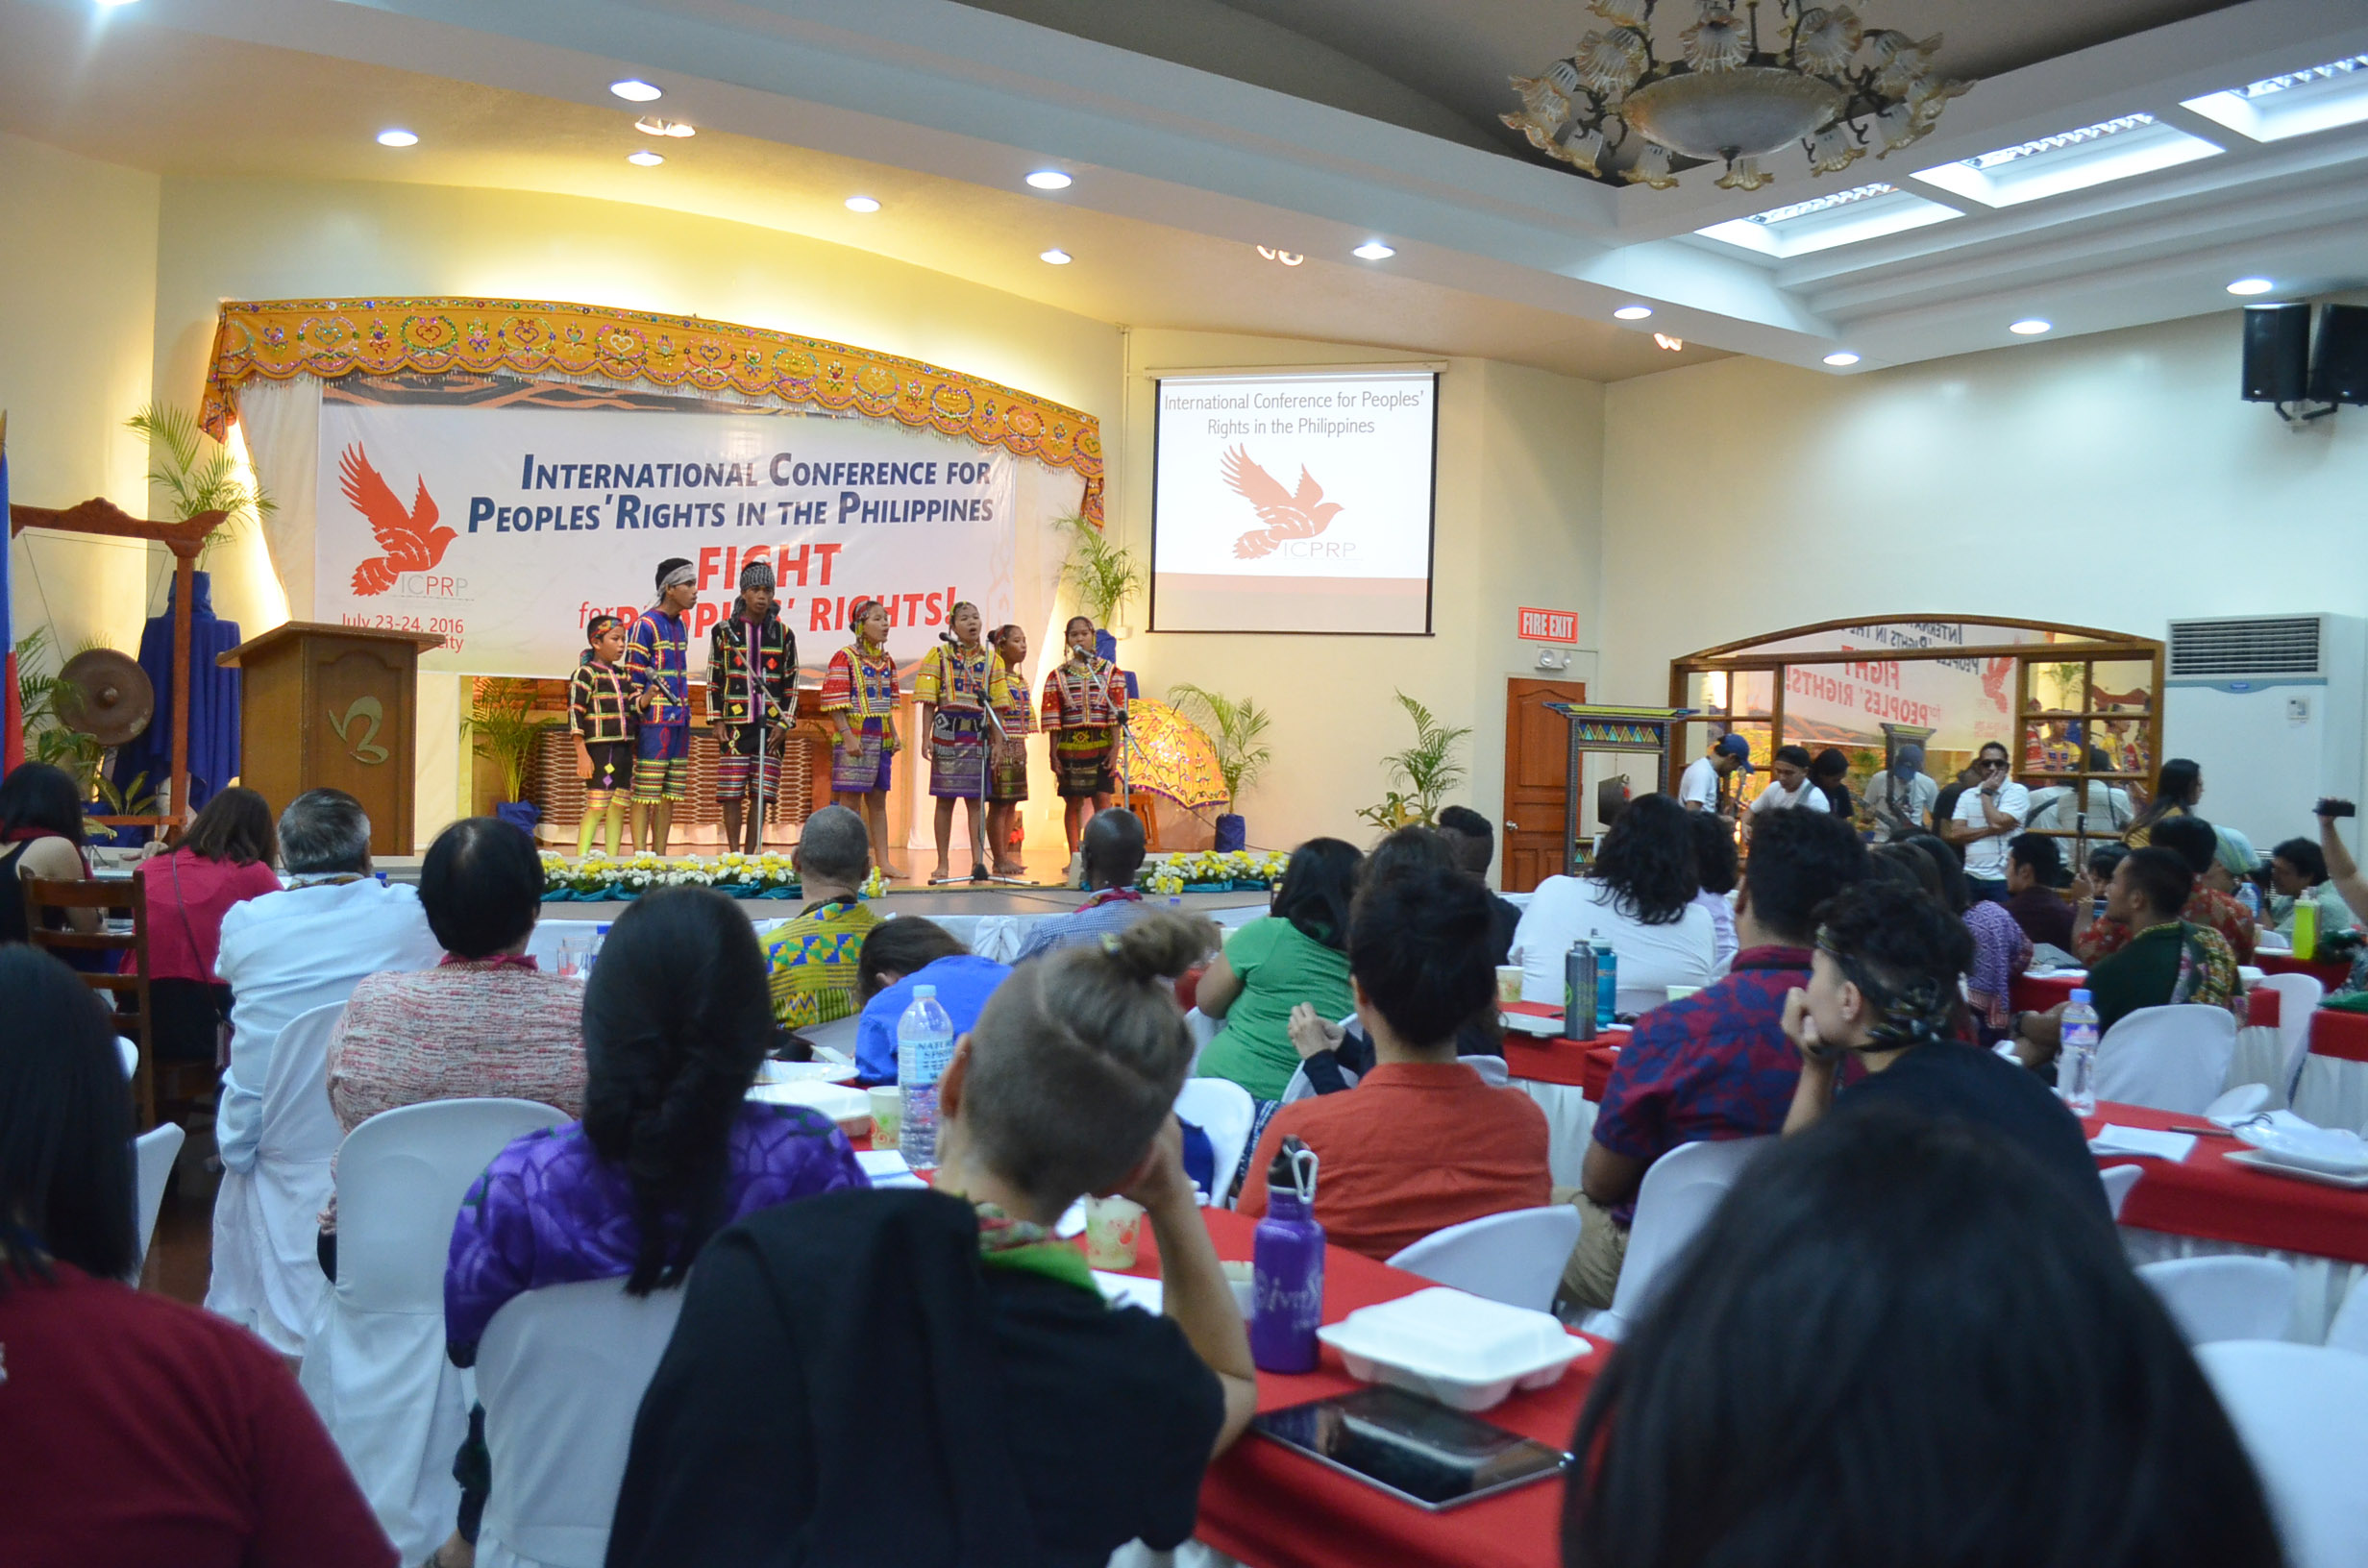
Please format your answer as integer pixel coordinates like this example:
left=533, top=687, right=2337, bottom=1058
left=1811, top=747, right=1854, bottom=820
left=580, top=887, right=777, bottom=1295
left=2132, top=758, right=2203, bottom=835
left=0, top=946, right=136, bottom=1290
left=1564, top=1110, right=2282, bottom=1568
left=1586, top=794, right=1697, bottom=926
left=1270, top=837, right=1363, bottom=951
left=0, top=762, right=87, bottom=848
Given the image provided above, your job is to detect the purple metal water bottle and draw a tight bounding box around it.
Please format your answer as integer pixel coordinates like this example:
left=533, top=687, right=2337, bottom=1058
left=1250, top=1137, right=1325, bottom=1374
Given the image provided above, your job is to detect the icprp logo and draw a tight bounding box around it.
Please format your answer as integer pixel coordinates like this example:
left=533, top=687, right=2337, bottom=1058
left=339, top=444, right=456, bottom=596
left=1222, top=446, right=1344, bottom=560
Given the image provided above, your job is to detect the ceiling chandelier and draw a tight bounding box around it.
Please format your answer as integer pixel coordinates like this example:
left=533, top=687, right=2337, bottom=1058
left=1503, top=0, right=1968, bottom=192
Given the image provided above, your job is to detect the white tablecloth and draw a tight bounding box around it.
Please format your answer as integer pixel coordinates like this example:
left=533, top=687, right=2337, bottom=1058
left=2120, top=1227, right=2365, bottom=1346
left=2293, top=1054, right=2368, bottom=1135
left=1519, top=1081, right=1598, bottom=1188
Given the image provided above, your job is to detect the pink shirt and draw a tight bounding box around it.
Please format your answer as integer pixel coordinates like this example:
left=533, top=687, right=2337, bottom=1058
left=136, top=851, right=283, bottom=984
left=327, top=961, right=586, bottom=1133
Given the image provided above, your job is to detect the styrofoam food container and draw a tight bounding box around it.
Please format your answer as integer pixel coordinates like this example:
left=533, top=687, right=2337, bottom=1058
left=2235, top=1118, right=2368, bottom=1175
left=747, top=1078, right=872, bottom=1136
left=1498, top=1007, right=1564, bottom=1038
left=1317, top=1286, right=1589, bottom=1411
left=755, top=1059, right=859, bottom=1086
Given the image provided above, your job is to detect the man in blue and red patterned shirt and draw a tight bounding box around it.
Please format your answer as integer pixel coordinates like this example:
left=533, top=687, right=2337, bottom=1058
left=1560, top=809, right=1871, bottom=1312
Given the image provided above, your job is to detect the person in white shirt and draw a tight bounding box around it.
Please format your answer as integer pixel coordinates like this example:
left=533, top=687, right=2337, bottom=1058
left=1863, top=745, right=1938, bottom=841
left=1748, top=747, right=1828, bottom=818
left=1677, top=734, right=1753, bottom=817
left=1509, top=794, right=1717, bottom=1017
left=1944, top=741, right=2029, bottom=903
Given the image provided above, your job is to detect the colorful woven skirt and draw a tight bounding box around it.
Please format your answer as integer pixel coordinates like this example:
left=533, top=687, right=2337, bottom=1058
left=1052, top=723, right=1117, bottom=798
left=715, top=724, right=784, bottom=804
left=830, top=718, right=894, bottom=795
left=987, top=732, right=1029, bottom=804
left=927, top=710, right=988, bottom=799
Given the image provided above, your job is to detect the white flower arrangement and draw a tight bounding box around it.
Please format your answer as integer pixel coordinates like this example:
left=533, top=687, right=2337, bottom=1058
left=547, top=847, right=814, bottom=898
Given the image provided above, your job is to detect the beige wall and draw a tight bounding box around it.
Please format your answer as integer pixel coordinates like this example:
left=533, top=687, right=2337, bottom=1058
left=0, top=132, right=159, bottom=664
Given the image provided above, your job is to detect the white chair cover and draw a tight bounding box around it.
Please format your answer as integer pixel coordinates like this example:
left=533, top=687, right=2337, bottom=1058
left=475, top=1279, right=688, bottom=1568
left=1173, top=1078, right=1255, bottom=1206
left=2197, top=1341, right=2368, bottom=1568
left=2099, top=1164, right=2143, bottom=1220
left=2092, top=1004, right=2237, bottom=1115
left=206, top=1001, right=346, bottom=1354
left=2254, top=972, right=2327, bottom=1104
left=2205, top=1083, right=2273, bottom=1119
left=2329, top=1276, right=2368, bottom=1357
left=133, top=1123, right=185, bottom=1274
left=1277, top=1062, right=1348, bottom=1104
left=1183, top=1008, right=1220, bottom=1074
left=300, top=1097, right=571, bottom=1565
left=2138, top=1255, right=2299, bottom=1344
left=116, top=1035, right=138, bottom=1080
left=1387, top=1206, right=1583, bottom=1312
left=1583, top=1136, right=1769, bottom=1341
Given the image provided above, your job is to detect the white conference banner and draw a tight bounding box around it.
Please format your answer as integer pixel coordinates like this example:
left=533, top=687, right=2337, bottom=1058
left=313, top=403, right=1024, bottom=676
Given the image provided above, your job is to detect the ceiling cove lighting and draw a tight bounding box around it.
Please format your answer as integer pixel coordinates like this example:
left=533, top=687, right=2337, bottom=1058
left=1351, top=241, right=1396, bottom=260
left=1613, top=305, right=1654, bottom=320
left=634, top=116, right=696, bottom=138
left=1039, top=248, right=1073, bottom=265
left=844, top=195, right=881, bottom=213
left=1255, top=246, right=1305, bottom=265
left=608, top=79, right=663, bottom=102
left=1024, top=170, right=1073, bottom=190
left=1823, top=351, right=1861, bottom=366
left=2227, top=278, right=2275, bottom=296
left=1912, top=112, right=2220, bottom=208
left=2010, top=318, right=2053, bottom=335
left=375, top=129, right=419, bottom=147
left=2183, top=53, right=2368, bottom=142
left=627, top=150, right=665, bottom=167
left=1694, top=180, right=1961, bottom=257
left=1653, top=332, right=1685, bottom=352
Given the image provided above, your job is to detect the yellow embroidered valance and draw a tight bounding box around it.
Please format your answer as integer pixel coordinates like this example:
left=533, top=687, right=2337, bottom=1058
left=200, top=297, right=1103, bottom=524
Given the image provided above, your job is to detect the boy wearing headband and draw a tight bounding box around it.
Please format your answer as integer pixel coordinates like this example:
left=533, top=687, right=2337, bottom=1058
left=708, top=556, right=800, bottom=856
left=569, top=614, right=635, bottom=858
left=625, top=557, right=699, bottom=855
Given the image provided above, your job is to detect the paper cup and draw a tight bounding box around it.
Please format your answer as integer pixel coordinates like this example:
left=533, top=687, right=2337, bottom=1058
left=867, top=1086, right=901, bottom=1150
left=1082, top=1195, right=1146, bottom=1269
left=1665, top=986, right=1700, bottom=1002
left=1495, top=966, right=1524, bottom=1004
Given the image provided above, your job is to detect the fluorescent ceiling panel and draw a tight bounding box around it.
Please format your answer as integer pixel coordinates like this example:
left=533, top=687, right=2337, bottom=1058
left=1694, top=182, right=1962, bottom=257
left=2183, top=52, right=2368, bottom=142
left=1912, top=113, right=2221, bottom=208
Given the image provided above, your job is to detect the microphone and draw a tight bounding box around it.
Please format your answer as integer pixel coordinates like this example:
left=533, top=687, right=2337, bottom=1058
left=938, top=630, right=959, bottom=645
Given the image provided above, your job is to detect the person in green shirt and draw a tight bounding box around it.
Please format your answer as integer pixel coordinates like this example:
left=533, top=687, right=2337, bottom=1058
left=1193, top=838, right=1362, bottom=1101
left=2010, top=846, right=2239, bottom=1069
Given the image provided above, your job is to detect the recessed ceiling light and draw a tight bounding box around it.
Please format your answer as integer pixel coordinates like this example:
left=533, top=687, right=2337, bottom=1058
left=2183, top=53, right=2368, bottom=143
left=95, top=0, right=140, bottom=8
left=1912, top=112, right=2220, bottom=208
left=2227, top=277, right=2275, bottom=296
left=375, top=129, right=419, bottom=148
left=1025, top=170, right=1073, bottom=190
left=627, top=150, right=665, bottom=167
left=2010, top=318, right=2053, bottom=335
left=1695, top=182, right=1962, bottom=257
left=1352, top=241, right=1396, bottom=260
left=609, top=79, right=663, bottom=103
left=1823, top=351, right=1862, bottom=366
left=1040, top=248, right=1073, bottom=265
left=845, top=195, right=881, bottom=213
left=634, top=116, right=696, bottom=138
left=1613, top=305, right=1654, bottom=320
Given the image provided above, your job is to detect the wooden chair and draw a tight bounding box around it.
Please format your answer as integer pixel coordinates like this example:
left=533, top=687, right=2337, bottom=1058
left=22, top=876, right=196, bottom=1129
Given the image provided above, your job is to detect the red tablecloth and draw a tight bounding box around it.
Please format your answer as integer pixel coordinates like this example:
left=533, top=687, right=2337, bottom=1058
left=1126, top=1209, right=1597, bottom=1568
left=1497, top=1005, right=1627, bottom=1095
left=2088, top=1100, right=2368, bottom=1265
left=2257, top=952, right=2352, bottom=988
left=2010, top=974, right=2279, bottom=1028
left=2310, top=1008, right=2368, bottom=1065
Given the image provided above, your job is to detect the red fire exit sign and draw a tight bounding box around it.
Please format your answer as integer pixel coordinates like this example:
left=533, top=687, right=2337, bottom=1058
left=1517, top=605, right=1579, bottom=644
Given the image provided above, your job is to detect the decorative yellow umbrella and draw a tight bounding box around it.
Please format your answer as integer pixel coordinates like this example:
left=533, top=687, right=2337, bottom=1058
left=1118, top=699, right=1230, bottom=811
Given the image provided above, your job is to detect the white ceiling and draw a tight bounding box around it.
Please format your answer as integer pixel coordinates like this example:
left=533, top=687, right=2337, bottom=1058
left=8, top=0, right=2368, bottom=381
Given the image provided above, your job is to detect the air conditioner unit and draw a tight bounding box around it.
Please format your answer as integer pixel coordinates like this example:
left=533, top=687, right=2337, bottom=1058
left=2164, top=615, right=2365, bottom=851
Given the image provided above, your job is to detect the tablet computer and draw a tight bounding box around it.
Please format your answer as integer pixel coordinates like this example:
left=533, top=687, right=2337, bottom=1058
left=1250, top=1385, right=1571, bottom=1511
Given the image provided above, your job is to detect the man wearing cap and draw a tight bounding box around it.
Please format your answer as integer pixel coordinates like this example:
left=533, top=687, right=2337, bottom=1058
left=625, top=557, right=699, bottom=855
left=708, top=555, right=800, bottom=856
left=1679, top=733, right=1753, bottom=818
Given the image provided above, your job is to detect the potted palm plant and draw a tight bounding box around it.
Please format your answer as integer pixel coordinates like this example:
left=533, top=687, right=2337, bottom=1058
left=469, top=677, right=559, bottom=830
left=1056, top=512, right=1144, bottom=665
left=1356, top=692, right=1470, bottom=830
left=1168, top=683, right=1273, bottom=850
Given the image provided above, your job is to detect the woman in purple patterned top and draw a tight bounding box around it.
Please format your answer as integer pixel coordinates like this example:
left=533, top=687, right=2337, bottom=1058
left=433, top=886, right=864, bottom=1568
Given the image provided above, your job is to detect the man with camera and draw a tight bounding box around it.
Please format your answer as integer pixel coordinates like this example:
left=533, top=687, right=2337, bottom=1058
left=1943, top=740, right=2029, bottom=905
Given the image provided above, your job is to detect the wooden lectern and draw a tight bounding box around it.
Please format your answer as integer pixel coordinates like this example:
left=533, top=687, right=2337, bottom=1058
left=219, top=624, right=443, bottom=856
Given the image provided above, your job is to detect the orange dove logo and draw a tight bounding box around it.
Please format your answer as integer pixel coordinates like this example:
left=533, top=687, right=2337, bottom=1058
left=339, top=444, right=456, bottom=597
left=1222, top=446, right=1344, bottom=559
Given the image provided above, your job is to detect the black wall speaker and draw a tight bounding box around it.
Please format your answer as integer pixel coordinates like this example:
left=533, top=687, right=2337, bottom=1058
left=2308, top=304, right=2368, bottom=406
left=2242, top=304, right=2310, bottom=403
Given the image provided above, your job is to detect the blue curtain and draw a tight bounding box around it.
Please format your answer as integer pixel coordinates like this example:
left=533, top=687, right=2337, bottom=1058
left=113, top=570, right=242, bottom=825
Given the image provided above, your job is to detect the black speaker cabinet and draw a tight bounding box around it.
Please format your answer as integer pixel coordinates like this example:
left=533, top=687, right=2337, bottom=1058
left=2309, top=304, right=2368, bottom=406
left=2242, top=304, right=2310, bottom=403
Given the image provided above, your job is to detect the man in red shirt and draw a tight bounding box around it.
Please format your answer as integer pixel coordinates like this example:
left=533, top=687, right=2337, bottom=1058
left=1238, top=864, right=1548, bottom=1261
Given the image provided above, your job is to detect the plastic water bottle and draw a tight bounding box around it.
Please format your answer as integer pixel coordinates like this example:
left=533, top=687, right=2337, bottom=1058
left=2237, top=882, right=2262, bottom=921
left=1593, top=937, right=1618, bottom=1028
left=897, top=985, right=956, bottom=1170
left=2294, top=896, right=2320, bottom=962
left=2058, top=987, right=2100, bottom=1117
left=1564, top=941, right=1596, bottom=1041
left=1251, top=1137, right=1325, bottom=1373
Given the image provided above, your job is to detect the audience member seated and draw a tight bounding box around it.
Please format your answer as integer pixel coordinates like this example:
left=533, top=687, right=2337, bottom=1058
left=1013, top=808, right=1149, bottom=962
left=136, top=786, right=282, bottom=1066
left=1900, top=830, right=2028, bottom=1041
left=1436, top=804, right=1522, bottom=963
left=0, top=946, right=395, bottom=1568
left=606, top=912, right=1250, bottom=1568
left=852, top=918, right=1011, bottom=1085
left=1941, top=741, right=2027, bottom=903
left=759, top=804, right=880, bottom=1031
left=1784, top=880, right=2107, bottom=1221
left=2311, top=798, right=2368, bottom=942
left=1746, top=745, right=1826, bottom=815
left=1239, top=865, right=1550, bottom=1261
left=433, top=887, right=866, bottom=1567
left=2012, top=847, right=2241, bottom=1072
left=1560, top=1110, right=2280, bottom=1568
left=213, top=790, right=442, bottom=1183
left=1862, top=744, right=1936, bottom=842
left=0, top=761, right=99, bottom=950
left=2074, top=814, right=2254, bottom=965
left=2268, top=833, right=2354, bottom=939
left=2003, top=832, right=2075, bottom=951
left=2123, top=756, right=2204, bottom=848
left=1685, top=809, right=1740, bottom=970
left=1510, top=795, right=1714, bottom=1018
left=1194, top=837, right=1362, bottom=1101
left=2027, top=747, right=2137, bottom=838
left=1560, top=810, right=1869, bottom=1311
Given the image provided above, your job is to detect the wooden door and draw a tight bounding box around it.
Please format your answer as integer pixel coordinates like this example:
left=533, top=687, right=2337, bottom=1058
left=1502, top=678, right=1585, bottom=893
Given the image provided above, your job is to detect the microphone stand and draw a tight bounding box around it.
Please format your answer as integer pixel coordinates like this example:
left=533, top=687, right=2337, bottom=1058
left=740, top=615, right=793, bottom=860
left=925, top=637, right=1015, bottom=887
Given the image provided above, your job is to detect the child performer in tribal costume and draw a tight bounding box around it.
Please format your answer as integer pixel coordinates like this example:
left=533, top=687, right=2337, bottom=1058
left=913, top=600, right=997, bottom=885
left=625, top=557, right=700, bottom=856
left=984, top=624, right=1033, bottom=880
left=569, top=615, right=636, bottom=859
left=708, top=556, right=800, bottom=856
left=819, top=598, right=901, bottom=878
left=1039, top=614, right=1127, bottom=865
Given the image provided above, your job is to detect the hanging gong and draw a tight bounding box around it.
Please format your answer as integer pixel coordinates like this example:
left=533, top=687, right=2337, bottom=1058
left=54, top=649, right=156, bottom=748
